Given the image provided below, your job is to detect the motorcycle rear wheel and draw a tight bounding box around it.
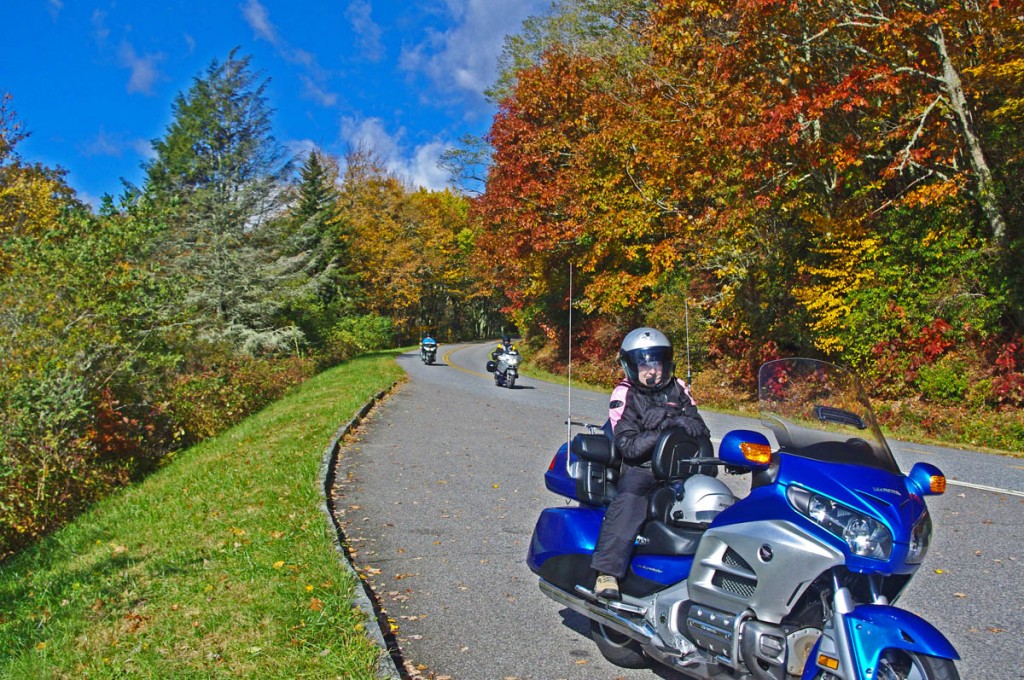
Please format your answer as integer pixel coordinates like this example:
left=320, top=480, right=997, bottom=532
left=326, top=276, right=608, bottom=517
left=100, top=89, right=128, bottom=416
left=589, top=620, right=649, bottom=669
left=812, top=651, right=959, bottom=680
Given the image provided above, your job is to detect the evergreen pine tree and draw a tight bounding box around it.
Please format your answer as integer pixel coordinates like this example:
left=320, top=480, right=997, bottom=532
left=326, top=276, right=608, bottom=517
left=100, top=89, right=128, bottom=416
left=143, top=48, right=295, bottom=353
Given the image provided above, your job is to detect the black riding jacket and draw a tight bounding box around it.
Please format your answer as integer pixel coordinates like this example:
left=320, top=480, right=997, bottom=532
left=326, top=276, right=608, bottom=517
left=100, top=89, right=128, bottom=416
left=609, top=378, right=706, bottom=466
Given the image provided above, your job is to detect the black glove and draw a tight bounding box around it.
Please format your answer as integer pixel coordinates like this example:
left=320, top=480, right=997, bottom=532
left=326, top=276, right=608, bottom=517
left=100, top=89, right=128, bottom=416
left=641, top=406, right=670, bottom=430
left=668, top=415, right=710, bottom=439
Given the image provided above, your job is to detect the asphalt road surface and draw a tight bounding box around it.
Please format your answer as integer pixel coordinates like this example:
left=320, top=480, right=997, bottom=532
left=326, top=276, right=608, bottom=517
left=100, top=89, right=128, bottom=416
left=333, top=341, right=1023, bottom=680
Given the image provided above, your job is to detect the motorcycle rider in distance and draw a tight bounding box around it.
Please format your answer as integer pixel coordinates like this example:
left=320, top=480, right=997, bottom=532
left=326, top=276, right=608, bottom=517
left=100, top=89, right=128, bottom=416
left=420, top=333, right=438, bottom=361
left=591, top=327, right=711, bottom=600
left=491, top=334, right=515, bottom=360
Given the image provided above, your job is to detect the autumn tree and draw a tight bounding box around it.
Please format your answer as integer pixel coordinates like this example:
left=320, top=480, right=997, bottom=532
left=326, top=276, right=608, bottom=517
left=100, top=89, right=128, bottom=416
left=1, top=96, right=185, bottom=554
left=478, top=0, right=1021, bottom=388
left=339, top=147, right=487, bottom=342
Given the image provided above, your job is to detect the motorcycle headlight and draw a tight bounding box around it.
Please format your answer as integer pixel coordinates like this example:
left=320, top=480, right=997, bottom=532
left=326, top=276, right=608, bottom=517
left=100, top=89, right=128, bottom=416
left=789, top=488, right=893, bottom=560
left=906, top=510, right=932, bottom=564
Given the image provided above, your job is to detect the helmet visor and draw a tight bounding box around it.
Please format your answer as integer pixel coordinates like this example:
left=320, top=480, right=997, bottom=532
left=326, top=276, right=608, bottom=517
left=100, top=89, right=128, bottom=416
left=638, top=358, right=663, bottom=372
left=630, top=348, right=672, bottom=367
left=624, top=347, right=674, bottom=389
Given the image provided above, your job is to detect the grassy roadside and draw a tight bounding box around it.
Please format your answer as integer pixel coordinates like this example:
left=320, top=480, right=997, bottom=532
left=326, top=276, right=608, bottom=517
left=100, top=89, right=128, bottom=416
left=0, top=352, right=406, bottom=679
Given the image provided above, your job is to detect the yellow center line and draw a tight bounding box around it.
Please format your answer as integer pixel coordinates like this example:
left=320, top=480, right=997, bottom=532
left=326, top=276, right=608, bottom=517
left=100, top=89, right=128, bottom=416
left=443, top=346, right=491, bottom=379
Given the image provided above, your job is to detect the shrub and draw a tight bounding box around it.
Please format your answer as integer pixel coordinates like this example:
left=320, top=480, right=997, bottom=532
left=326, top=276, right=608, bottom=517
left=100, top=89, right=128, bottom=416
left=323, top=314, right=395, bottom=365
left=916, top=357, right=969, bottom=404
left=166, top=355, right=313, bottom=445
left=0, top=367, right=104, bottom=560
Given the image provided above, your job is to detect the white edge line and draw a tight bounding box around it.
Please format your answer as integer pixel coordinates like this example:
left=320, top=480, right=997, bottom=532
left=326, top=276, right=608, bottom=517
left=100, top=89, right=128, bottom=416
left=945, top=479, right=1024, bottom=498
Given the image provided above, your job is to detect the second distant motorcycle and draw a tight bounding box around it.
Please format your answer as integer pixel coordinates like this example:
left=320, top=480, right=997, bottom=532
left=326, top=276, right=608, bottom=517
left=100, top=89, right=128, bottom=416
left=488, top=347, right=520, bottom=388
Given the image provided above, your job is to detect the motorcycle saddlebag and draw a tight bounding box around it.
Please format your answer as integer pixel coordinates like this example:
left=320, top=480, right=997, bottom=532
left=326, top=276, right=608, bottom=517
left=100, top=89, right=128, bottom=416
left=486, top=360, right=497, bottom=372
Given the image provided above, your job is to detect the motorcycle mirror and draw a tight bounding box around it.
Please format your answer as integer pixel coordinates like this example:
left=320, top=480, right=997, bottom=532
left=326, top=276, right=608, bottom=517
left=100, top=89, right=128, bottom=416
left=907, top=462, right=947, bottom=496
left=719, top=429, right=772, bottom=469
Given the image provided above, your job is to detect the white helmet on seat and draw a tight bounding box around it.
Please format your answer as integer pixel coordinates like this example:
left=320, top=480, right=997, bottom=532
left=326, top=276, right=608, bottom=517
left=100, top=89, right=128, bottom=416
left=670, top=475, right=736, bottom=528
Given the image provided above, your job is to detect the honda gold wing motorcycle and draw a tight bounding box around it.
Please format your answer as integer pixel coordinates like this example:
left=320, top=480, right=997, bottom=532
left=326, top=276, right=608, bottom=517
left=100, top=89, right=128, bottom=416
left=527, top=358, right=959, bottom=679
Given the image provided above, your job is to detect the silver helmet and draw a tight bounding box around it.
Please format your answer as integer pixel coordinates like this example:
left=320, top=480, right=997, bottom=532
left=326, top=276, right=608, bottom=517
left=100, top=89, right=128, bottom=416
left=619, top=327, right=675, bottom=392
left=670, top=475, right=736, bottom=528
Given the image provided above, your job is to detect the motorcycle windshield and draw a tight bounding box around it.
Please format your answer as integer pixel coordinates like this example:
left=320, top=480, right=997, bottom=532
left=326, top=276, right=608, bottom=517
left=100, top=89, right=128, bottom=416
left=758, top=358, right=900, bottom=474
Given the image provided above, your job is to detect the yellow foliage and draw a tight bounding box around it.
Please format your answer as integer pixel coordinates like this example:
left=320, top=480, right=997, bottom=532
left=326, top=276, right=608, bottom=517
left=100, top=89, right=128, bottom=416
left=792, top=221, right=881, bottom=355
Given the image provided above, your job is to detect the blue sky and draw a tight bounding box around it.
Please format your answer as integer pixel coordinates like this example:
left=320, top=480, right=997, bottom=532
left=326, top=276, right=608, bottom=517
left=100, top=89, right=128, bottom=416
left=2, top=0, right=549, bottom=207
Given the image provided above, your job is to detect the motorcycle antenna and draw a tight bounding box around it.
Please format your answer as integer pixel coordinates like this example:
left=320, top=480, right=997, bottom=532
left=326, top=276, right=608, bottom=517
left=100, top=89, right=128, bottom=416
left=684, top=297, right=693, bottom=384
left=566, top=263, right=573, bottom=454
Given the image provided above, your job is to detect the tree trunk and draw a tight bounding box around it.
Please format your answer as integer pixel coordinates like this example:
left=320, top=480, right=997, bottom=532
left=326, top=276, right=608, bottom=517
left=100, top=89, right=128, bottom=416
left=929, top=23, right=1007, bottom=247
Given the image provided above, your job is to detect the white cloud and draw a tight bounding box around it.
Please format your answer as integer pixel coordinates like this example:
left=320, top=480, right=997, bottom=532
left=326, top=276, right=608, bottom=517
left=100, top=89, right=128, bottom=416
left=286, top=138, right=320, bottom=162
left=118, top=42, right=164, bottom=95
left=91, top=9, right=110, bottom=46
left=133, top=138, right=156, bottom=161
left=339, top=117, right=452, bottom=191
left=241, top=0, right=279, bottom=46
left=409, top=141, right=452, bottom=191
left=400, top=0, right=548, bottom=108
left=80, top=128, right=153, bottom=162
left=47, top=0, right=64, bottom=21
left=241, top=0, right=337, bottom=107
left=81, top=128, right=124, bottom=157
left=300, top=75, right=338, bottom=107
left=341, top=117, right=401, bottom=162
left=346, top=0, right=384, bottom=62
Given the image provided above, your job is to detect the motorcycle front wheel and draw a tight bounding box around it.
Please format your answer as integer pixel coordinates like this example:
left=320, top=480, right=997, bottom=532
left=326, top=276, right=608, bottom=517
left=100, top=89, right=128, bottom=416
left=506, top=375, right=516, bottom=388
left=589, top=620, right=649, bottom=669
left=812, top=651, right=959, bottom=680
left=877, top=651, right=960, bottom=680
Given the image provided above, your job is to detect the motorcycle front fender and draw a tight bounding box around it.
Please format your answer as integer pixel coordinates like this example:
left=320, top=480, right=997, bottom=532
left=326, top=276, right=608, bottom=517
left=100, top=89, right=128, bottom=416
left=802, top=605, right=959, bottom=679
left=845, top=604, right=959, bottom=665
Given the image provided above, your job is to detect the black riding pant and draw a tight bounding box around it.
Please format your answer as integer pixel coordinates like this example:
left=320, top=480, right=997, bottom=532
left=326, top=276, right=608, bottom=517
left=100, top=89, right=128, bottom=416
left=590, top=464, right=657, bottom=579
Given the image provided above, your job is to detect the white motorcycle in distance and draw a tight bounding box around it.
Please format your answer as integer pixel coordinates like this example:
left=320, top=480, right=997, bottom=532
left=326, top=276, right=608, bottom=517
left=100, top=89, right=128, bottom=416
left=490, top=347, right=521, bottom=388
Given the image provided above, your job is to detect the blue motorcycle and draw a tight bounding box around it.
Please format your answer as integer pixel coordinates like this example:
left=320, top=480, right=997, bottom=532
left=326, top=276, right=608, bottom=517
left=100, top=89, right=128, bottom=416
left=527, top=358, right=960, bottom=679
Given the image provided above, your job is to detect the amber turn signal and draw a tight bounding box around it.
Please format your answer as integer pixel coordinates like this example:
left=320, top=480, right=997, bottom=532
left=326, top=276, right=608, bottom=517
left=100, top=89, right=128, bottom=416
left=817, top=654, right=840, bottom=671
left=929, top=475, right=946, bottom=494
left=740, top=442, right=772, bottom=465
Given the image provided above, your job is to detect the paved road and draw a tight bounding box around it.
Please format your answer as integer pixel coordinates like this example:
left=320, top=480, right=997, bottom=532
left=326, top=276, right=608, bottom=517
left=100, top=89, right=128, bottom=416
left=333, top=342, right=1024, bottom=679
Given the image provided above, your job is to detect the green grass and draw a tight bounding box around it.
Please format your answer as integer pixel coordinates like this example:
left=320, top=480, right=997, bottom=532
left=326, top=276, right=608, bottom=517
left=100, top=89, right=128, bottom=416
left=0, top=352, right=406, bottom=679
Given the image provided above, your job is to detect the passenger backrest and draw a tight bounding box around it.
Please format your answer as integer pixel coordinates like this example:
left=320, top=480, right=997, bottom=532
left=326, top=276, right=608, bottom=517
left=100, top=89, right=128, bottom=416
left=650, top=428, right=717, bottom=480
left=569, top=424, right=620, bottom=506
